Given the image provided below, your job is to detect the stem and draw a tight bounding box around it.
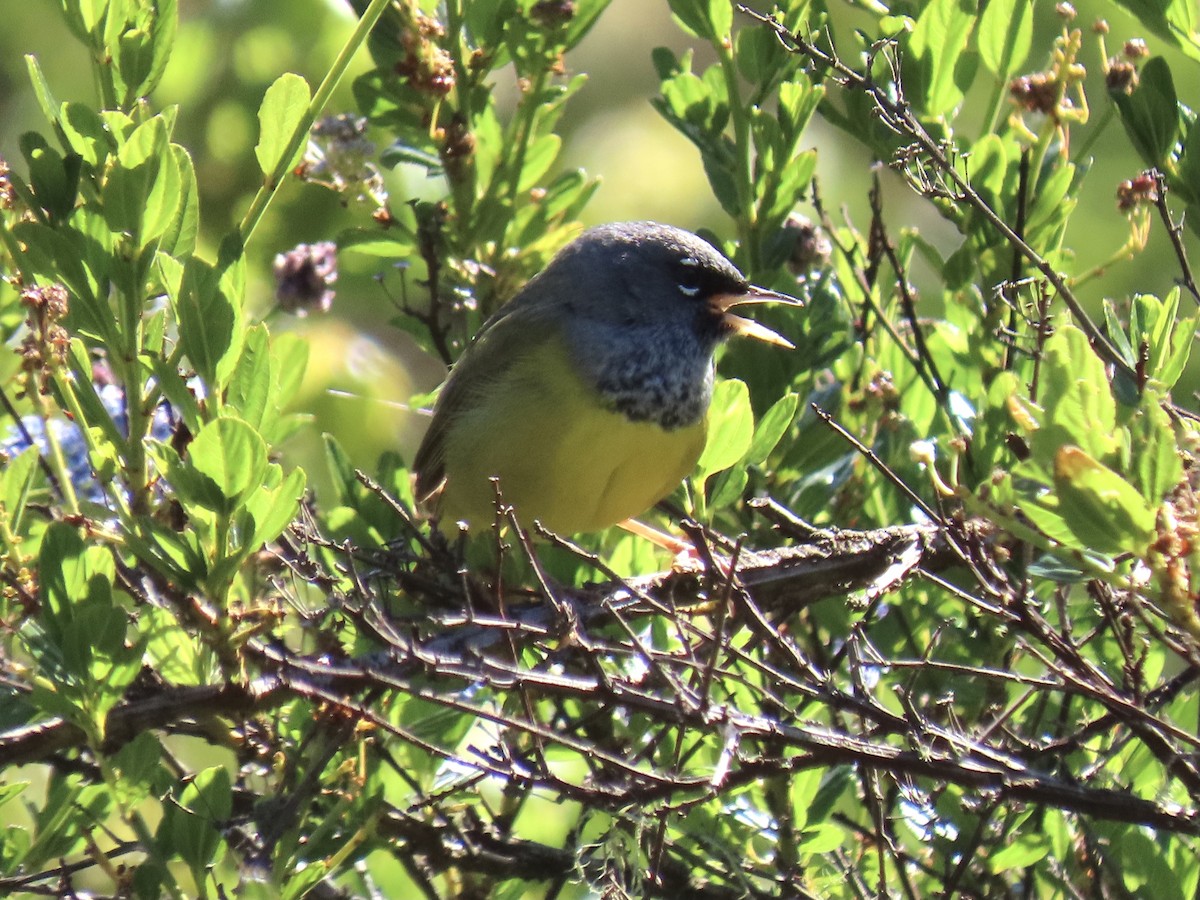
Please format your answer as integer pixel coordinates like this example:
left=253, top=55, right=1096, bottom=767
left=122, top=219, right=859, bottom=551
left=237, top=0, right=393, bottom=246
left=91, top=47, right=119, bottom=111
left=443, top=0, right=478, bottom=233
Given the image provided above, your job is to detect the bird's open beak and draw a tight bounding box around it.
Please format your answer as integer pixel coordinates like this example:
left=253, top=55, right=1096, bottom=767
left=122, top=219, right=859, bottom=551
left=715, top=285, right=804, bottom=349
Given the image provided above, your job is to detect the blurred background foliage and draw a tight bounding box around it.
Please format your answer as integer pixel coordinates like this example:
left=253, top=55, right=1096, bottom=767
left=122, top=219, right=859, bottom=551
left=4, top=0, right=1194, bottom=489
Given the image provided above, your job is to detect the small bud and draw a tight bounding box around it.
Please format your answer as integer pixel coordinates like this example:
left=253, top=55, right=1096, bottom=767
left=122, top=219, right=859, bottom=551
left=17, top=284, right=72, bottom=385
left=394, top=30, right=455, bottom=97
left=1056, top=1, right=1076, bottom=19
left=1116, top=172, right=1158, bottom=211
left=1010, top=73, right=1057, bottom=115
left=1124, top=38, right=1149, bottom=59
left=21, top=283, right=70, bottom=321
left=1093, top=18, right=1109, bottom=34
left=273, top=242, right=338, bottom=316
left=1105, top=59, right=1139, bottom=94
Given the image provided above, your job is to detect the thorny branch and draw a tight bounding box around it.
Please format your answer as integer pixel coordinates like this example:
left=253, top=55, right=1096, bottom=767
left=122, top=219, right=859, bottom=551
left=5, top=493, right=1200, bottom=895
left=1150, top=167, right=1200, bottom=307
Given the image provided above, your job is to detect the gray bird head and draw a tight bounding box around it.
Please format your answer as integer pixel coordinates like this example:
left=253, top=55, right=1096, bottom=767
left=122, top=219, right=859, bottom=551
left=521, top=222, right=800, bottom=429
left=532, top=221, right=799, bottom=349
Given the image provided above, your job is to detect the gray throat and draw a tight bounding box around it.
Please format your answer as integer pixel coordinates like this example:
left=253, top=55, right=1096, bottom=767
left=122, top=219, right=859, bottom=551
left=571, top=323, right=716, bottom=430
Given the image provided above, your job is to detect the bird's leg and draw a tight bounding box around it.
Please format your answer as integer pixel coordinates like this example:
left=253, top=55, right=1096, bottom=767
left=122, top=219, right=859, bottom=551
left=618, top=517, right=692, bottom=555
left=618, top=517, right=733, bottom=576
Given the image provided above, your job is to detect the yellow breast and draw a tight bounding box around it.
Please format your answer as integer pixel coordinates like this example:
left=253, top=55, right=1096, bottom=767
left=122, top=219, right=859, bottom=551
left=438, top=337, right=707, bottom=534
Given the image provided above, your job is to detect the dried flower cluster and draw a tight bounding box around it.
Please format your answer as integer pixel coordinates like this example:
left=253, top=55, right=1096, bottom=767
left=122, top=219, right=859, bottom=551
left=273, top=241, right=339, bottom=316
left=17, top=283, right=70, bottom=392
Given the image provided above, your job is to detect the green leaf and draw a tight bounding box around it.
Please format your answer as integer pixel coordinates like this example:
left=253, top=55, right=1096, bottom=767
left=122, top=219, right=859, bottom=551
left=337, top=228, right=416, bottom=257
left=0, top=782, right=29, bottom=813
left=708, top=465, right=749, bottom=510
left=110, top=732, right=164, bottom=802
left=978, top=0, right=1032, bottom=80
left=989, top=833, right=1050, bottom=872
left=59, top=102, right=114, bottom=169
left=788, top=766, right=824, bottom=830
left=171, top=256, right=242, bottom=389
left=796, top=823, right=849, bottom=855
left=697, top=379, right=754, bottom=482
left=159, top=143, right=198, bottom=256
left=39, top=523, right=95, bottom=639
left=1114, top=57, right=1180, bottom=167
left=1177, top=116, right=1200, bottom=204
left=160, top=765, right=232, bottom=887
left=271, top=331, right=310, bottom=411
left=140, top=133, right=181, bottom=245
left=1144, top=289, right=1196, bottom=389
left=1030, top=325, right=1118, bottom=467
left=908, top=0, right=978, bottom=115
left=242, top=466, right=306, bottom=549
left=102, top=115, right=168, bottom=241
left=464, top=0, right=513, bottom=49
left=777, top=81, right=824, bottom=144
left=226, top=324, right=274, bottom=430
left=745, top=392, right=798, bottom=467
left=1051, top=446, right=1156, bottom=555
left=704, top=0, right=732, bottom=40
left=123, top=0, right=177, bottom=99
left=324, top=434, right=361, bottom=508
left=1129, top=392, right=1183, bottom=503
left=517, top=134, right=562, bottom=192
left=140, top=606, right=206, bottom=686
left=181, top=417, right=269, bottom=513
left=20, top=133, right=79, bottom=223
left=379, top=141, right=443, bottom=173
left=255, top=73, right=312, bottom=177
left=0, top=446, right=40, bottom=535
left=1102, top=300, right=1137, bottom=365
left=10, top=223, right=101, bottom=332
left=667, top=0, right=730, bottom=41
left=24, top=54, right=61, bottom=129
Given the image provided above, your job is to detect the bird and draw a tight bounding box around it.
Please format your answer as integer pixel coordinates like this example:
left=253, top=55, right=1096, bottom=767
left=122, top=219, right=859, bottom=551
left=411, top=221, right=801, bottom=536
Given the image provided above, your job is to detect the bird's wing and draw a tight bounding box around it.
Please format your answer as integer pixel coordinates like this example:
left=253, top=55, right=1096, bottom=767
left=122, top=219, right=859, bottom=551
left=410, top=297, right=558, bottom=506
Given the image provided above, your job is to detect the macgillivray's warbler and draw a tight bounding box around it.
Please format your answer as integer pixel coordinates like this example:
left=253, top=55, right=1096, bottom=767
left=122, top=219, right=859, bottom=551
left=412, top=221, right=801, bottom=535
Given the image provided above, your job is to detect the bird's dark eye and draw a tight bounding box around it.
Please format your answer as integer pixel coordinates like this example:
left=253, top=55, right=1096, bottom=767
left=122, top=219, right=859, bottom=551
left=675, top=257, right=702, bottom=297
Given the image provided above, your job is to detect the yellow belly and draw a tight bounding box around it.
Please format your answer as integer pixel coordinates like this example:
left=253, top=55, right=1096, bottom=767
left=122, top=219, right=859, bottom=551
left=439, top=339, right=707, bottom=534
